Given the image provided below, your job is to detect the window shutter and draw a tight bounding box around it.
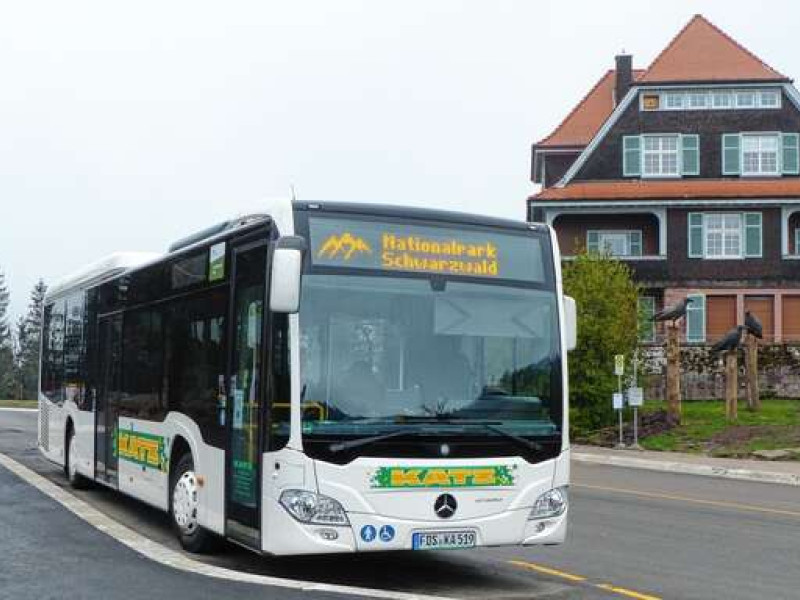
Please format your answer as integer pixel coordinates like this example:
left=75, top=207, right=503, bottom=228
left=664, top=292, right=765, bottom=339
left=629, top=231, right=643, bottom=256
left=722, top=134, right=740, bottom=175
left=586, top=231, right=600, bottom=253
left=681, top=134, right=700, bottom=175
left=623, top=136, right=641, bottom=177
left=744, top=212, right=763, bottom=257
left=796, top=228, right=800, bottom=256
left=782, top=133, right=799, bottom=175
left=688, top=213, right=704, bottom=258
left=686, top=294, right=706, bottom=343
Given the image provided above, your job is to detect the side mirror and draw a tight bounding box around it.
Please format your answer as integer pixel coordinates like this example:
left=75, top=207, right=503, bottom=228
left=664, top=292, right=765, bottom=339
left=563, top=295, right=577, bottom=351
left=269, top=236, right=306, bottom=313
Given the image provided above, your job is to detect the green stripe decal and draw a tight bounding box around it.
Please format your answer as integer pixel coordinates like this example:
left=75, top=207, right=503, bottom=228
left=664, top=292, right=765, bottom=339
left=117, top=428, right=168, bottom=472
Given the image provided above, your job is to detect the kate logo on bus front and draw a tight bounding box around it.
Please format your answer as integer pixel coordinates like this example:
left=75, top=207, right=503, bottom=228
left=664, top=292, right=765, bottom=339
left=317, top=232, right=373, bottom=261
left=370, top=465, right=517, bottom=489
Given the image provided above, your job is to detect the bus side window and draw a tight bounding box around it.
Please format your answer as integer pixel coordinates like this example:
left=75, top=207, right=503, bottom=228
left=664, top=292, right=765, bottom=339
left=121, top=309, right=164, bottom=420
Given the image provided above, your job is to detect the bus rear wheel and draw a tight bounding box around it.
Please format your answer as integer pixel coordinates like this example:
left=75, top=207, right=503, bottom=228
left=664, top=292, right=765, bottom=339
left=170, top=453, right=215, bottom=553
left=66, top=428, right=89, bottom=489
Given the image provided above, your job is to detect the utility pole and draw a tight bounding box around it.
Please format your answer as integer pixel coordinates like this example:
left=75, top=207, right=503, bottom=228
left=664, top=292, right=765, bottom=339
left=725, top=350, right=738, bottom=422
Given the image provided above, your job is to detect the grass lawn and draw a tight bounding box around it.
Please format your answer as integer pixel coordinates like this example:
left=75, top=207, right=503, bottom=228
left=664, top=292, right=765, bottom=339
left=640, top=398, right=800, bottom=458
left=0, top=399, right=38, bottom=409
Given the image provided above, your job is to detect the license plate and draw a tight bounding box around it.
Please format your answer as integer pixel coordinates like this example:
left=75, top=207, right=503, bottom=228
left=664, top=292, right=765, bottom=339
left=412, top=530, right=477, bottom=550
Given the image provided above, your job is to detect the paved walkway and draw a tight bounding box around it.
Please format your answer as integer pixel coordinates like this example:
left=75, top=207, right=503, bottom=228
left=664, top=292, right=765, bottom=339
left=572, top=444, right=800, bottom=486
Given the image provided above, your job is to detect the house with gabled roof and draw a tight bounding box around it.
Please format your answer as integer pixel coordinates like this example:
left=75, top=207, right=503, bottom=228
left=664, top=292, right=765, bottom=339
left=529, top=14, right=800, bottom=346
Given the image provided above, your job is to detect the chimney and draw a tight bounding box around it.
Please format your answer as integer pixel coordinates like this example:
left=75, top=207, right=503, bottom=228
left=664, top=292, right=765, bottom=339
left=615, top=53, right=633, bottom=105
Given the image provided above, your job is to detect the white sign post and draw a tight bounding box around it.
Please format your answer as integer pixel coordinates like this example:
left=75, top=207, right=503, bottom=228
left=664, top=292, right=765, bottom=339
left=627, top=387, right=644, bottom=449
left=614, top=355, right=625, bottom=448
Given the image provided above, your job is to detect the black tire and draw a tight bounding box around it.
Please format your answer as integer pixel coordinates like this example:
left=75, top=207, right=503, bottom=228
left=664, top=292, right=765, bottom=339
left=170, top=453, right=216, bottom=553
left=65, top=428, right=90, bottom=490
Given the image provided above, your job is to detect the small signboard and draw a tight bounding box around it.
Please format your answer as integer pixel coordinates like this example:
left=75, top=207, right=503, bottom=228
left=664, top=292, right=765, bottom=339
left=627, top=387, right=644, bottom=407
left=614, top=354, right=625, bottom=376
left=612, top=392, right=624, bottom=410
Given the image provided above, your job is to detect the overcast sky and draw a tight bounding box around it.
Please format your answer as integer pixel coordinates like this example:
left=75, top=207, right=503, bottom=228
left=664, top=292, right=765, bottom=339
left=1, top=0, right=798, bottom=319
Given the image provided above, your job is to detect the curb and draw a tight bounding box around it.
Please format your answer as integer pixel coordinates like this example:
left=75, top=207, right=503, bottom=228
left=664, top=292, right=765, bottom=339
left=572, top=451, right=800, bottom=487
left=0, top=451, right=454, bottom=600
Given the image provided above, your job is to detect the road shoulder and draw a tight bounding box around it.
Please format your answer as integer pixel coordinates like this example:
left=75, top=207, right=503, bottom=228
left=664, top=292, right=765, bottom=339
left=572, top=444, right=800, bottom=486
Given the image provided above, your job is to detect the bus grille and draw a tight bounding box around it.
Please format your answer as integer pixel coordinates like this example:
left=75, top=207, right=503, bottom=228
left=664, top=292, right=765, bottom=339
left=39, top=400, right=49, bottom=452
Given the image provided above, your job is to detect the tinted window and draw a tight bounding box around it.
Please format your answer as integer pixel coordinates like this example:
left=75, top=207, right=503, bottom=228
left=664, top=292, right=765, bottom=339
left=43, top=300, right=66, bottom=404
left=165, top=289, right=226, bottom=446
left=268, top=313, right=291, bottom=451
left=120, top=309, right=165, bottom=420
left=64, top=293, right=86, bottom=409
left=171, top=252, right=207, bottom=290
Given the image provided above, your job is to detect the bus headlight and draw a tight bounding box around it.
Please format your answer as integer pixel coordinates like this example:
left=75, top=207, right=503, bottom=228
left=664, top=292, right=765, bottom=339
left=529, top=486, right=568, bottom=520
left=279, top=490, right=350, bottom=526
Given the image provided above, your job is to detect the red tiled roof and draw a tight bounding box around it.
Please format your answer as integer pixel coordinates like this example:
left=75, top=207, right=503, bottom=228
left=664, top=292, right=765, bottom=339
left=537, top=69, right=645, bottom=147
left=532, top=179, right=800, bottom=201
left=536, top=15, right=788, bottom=151
left=638, top=15, right=788, bottom=83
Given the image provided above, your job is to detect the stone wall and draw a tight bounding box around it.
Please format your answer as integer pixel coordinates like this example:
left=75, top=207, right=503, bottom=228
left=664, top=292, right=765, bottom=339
left=639, top=343, right=800, bottom=400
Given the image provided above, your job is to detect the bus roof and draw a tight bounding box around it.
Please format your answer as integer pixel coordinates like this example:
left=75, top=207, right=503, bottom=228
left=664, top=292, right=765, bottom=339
left=46, top=252, right=162, bottom=302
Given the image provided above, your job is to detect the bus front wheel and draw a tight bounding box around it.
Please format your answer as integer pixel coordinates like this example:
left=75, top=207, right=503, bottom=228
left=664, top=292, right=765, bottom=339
left=170, top=453, right=215, bottom=553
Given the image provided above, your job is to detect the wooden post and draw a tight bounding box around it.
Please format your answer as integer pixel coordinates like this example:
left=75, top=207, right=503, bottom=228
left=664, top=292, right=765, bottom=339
left=666, top=321, right=681, bottom=423
left=745, top=333, right=760, bottom=412
left=725, top=350, right=738, bottom=422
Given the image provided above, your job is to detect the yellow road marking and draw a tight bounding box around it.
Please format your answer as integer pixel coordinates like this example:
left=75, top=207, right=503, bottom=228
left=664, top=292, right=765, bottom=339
left=508, top=560, right=586, bottom=582
left=596, top=583, right=661, bottom=600
left=509, top=560, right=661, bottom=599
left=574, top=482, right=800, bottom=519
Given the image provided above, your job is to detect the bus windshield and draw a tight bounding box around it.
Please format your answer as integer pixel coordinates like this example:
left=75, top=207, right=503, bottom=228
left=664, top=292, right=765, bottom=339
left=297, top=216, right=562, bottom=461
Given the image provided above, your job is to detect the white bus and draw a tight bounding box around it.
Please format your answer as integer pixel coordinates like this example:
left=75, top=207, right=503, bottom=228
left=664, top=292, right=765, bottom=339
left=39, top=199, right=576, bottom=556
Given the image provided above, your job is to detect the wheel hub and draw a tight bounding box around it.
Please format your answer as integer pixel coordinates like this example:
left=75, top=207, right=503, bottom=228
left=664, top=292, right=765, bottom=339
left=173, top=471, right=199, bottom=535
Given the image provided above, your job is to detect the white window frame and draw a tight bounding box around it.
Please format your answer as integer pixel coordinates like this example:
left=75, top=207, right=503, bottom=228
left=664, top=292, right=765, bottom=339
left=641, top=134, right=681, bottom=178
left=589, top=230, right=643, bottom=257
left=703, top=213, right=743, bottom=259
left=740, top=132, right=781, bottom=177
left=640, top=87, right=782, bottom=112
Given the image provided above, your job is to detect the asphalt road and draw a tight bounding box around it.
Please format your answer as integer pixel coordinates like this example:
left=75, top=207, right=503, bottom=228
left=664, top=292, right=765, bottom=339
left=2, top=409, right=799, bottom=600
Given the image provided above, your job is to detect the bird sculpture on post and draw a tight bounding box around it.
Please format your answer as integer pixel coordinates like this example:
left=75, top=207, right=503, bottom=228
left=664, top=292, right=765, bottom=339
left=743, top=311, right=763, bottom=411
left=744, top=310, right=763, bottom=339
left=712, top=325, right=745, bottom=422
left=653, top=297, right=694, bottom=324
left=711, top=325, right=745, bottom=355
left=651, top=296, right=694, bottom=423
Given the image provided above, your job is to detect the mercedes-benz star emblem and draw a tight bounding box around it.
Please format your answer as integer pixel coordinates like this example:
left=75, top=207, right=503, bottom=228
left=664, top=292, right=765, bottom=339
left=434, top=493, right=457, bottom=519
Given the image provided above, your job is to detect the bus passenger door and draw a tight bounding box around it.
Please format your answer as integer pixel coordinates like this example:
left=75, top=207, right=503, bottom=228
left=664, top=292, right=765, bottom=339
left=225, top=241, right=268, bottom=548
left=95, top=314, right=122, bottom=486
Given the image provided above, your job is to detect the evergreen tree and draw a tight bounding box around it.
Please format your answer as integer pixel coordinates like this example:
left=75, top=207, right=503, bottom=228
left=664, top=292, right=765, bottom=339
left=0, top=269, right=14, bottom=398
left=16, top=279, right=47, bottom=400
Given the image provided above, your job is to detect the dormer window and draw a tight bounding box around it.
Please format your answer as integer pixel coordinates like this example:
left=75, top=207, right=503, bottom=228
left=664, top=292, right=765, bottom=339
left=641, top=88, right=781, bottom=111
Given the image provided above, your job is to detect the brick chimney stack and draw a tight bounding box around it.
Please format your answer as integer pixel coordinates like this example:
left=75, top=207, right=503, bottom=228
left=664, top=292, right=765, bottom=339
left=615, top=53, right=633, bottom=106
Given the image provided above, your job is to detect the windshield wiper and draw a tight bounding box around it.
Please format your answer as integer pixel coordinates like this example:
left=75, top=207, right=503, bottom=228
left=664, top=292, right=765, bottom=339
left=480, top=423, right=542, bottom=453
left=328, top=428, right=421, bottom=454
left=392, top=416, right=543, bottom=452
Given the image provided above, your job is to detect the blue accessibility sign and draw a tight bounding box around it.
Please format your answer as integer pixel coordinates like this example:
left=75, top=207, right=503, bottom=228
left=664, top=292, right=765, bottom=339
left=379, top=525, right=395, bottom=542
left=360, top=525, right=377, bottom=542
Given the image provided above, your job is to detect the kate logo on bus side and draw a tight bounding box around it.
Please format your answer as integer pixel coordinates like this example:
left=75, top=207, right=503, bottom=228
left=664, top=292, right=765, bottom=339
left=370, top=465, right=517, bottom=489
left=116, top=427, right=168, bottom=472
left=317, top=232, right=373, bottom=261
